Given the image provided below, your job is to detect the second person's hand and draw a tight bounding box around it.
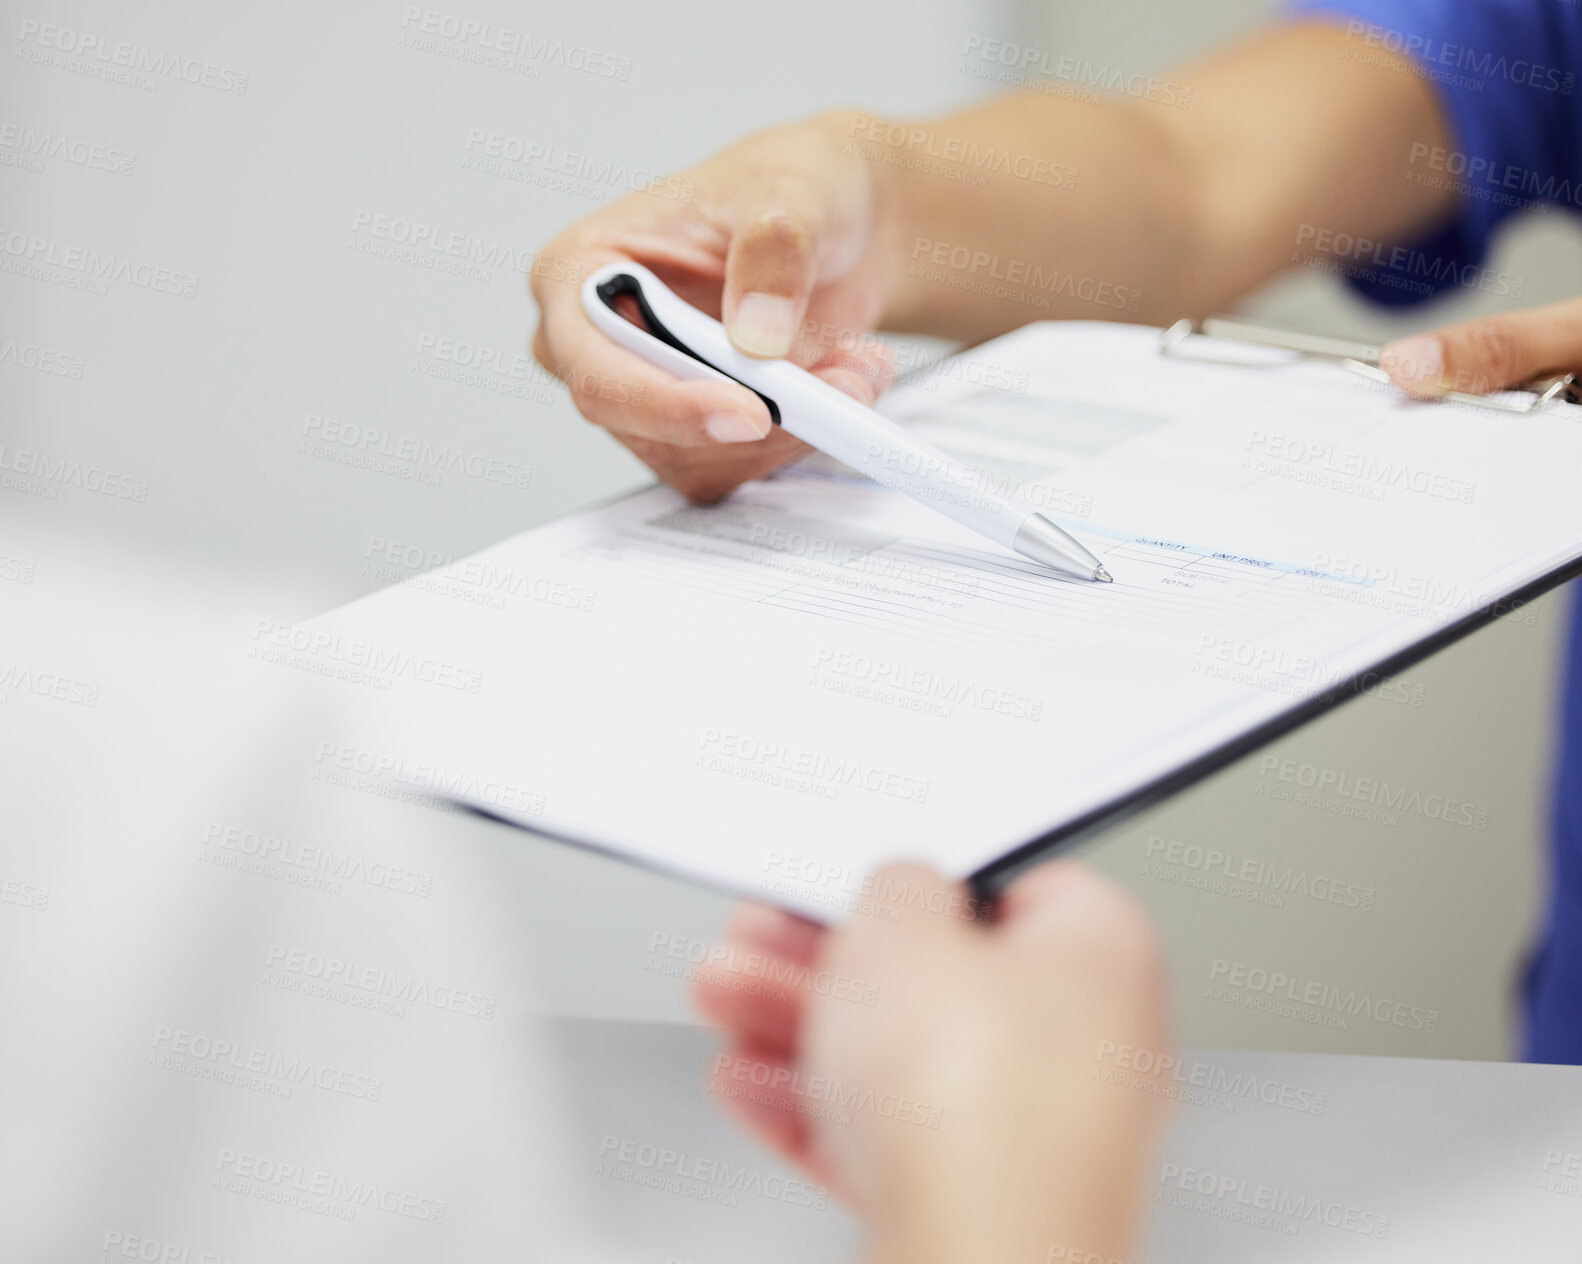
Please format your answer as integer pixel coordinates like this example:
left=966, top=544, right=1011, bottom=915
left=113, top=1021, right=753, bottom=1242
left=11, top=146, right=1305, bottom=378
left=693, top=863, right=1174, bottom=1264
left=530, top=113, right=901, bottom=503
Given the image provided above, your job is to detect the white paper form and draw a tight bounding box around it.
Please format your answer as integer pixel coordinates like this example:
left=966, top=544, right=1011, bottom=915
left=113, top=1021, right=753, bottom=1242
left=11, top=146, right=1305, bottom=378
left=292, top=323, right=1582, bottom=919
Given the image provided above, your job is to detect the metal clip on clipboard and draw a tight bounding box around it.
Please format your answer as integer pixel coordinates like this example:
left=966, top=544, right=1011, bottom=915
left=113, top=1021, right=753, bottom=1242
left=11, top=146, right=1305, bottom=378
left=1160, top=317, right=1581, bottom=415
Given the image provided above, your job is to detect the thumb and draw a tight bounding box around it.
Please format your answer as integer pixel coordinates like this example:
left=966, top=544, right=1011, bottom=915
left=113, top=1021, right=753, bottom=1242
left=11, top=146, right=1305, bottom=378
left=998, top=860, right=1156, bottom=956
left=1380, top=297, right=1582, bottom=399
left=722, top=202, right=821, bottom=359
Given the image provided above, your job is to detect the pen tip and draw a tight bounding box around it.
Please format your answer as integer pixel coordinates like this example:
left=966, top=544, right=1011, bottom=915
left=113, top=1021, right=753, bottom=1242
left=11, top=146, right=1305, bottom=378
left=1094, top=567, right=1113, bottom=583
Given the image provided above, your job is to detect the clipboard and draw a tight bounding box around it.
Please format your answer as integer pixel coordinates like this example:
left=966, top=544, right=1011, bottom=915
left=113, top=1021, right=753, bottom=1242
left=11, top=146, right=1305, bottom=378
left=303, top=318, right=1582, bottom=921
left=973, top=317, right=1582, bottom=899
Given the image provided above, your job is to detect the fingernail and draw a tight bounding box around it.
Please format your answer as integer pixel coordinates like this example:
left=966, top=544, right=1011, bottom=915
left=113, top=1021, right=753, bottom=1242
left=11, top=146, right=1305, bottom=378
left=705, top=410, right=771, bottom=443
left=1380, top=334, right=1445, bottom=392
left=730, top=293, right=798, bottom=358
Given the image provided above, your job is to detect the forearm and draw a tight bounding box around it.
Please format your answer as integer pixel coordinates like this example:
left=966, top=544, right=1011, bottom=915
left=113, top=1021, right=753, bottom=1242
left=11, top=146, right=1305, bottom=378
left=849, top=94, right=1197, bottom=340
left=844, top=22, right=1454, bottom=342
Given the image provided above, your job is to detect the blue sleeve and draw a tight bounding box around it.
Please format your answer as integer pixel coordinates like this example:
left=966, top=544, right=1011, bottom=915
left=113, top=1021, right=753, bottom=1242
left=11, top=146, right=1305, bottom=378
left=1287, top=0, right=1582, bottom=306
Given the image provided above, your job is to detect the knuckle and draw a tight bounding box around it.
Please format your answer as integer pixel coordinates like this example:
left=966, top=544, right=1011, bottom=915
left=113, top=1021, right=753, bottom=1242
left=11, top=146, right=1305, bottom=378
left=530, top=325, right=557, bottom=375
left=567, top=368, right=643, bottom=415
left=873, top=861, right=938, bottom=892
left=565, top=379, right=601, bottom=415
left=745, top=210, right=815, bottom=260
left=1102, top=903, right=1166, bottom=985
left=527, top=254, right=550, bottom=300
left=1112, top=898, right=1165, bottom=967
left=820, top=367, right=879, bottom=405
left=1461, top=320, right=1519, bottom=390
left=528, top=239, right=592, bottom=307
left=1058, top=872, right=1162, bottom=971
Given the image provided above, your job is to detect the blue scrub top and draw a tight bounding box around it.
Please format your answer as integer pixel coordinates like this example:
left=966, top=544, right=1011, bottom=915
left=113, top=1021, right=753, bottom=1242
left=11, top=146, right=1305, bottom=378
left=1290, top=0, right=1582, bottom=1062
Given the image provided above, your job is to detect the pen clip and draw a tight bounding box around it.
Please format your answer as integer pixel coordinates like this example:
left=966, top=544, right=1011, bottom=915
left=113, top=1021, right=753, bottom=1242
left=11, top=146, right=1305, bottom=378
left=584, top=265, right=782, bottom=425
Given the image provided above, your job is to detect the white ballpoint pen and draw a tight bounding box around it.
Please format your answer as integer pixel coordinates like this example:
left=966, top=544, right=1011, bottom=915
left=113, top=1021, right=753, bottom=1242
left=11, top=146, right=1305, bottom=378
left=580, top=261, right=1111, bottom=583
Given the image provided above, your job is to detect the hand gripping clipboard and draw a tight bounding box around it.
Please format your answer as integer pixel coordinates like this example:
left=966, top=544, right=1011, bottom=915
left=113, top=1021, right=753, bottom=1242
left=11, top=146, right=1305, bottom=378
left=1160, top=316, right=1581, bottom=413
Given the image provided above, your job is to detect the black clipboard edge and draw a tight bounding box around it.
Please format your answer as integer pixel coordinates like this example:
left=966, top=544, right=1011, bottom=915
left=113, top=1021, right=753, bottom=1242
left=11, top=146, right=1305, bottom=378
left=969, top=557, right=1582, bottom=901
